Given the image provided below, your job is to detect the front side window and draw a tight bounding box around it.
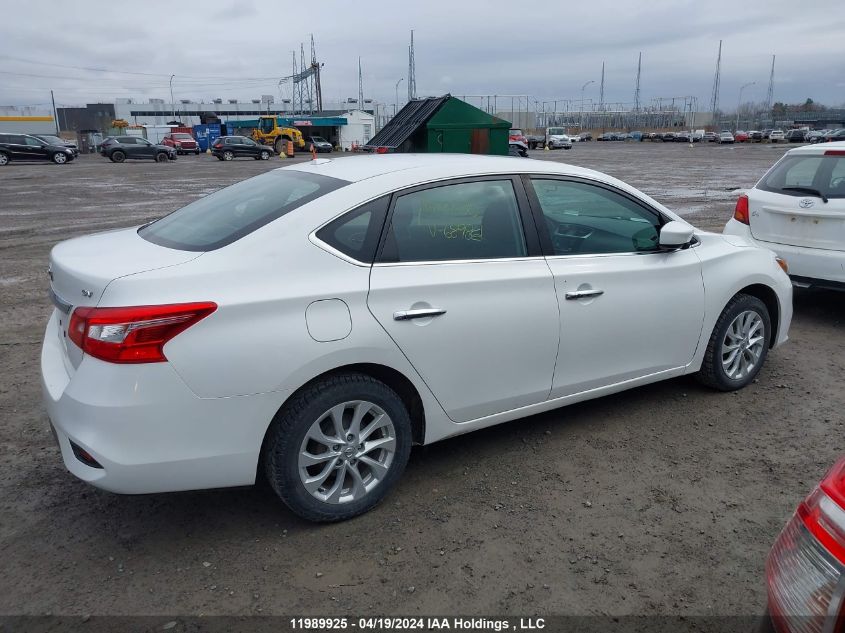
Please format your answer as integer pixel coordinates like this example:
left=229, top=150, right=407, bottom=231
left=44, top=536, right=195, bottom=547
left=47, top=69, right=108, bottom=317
left=758, top=154, right=845, bottom=199
left=530, top=179, right=661, bottom=255
left=139, top=170, right=349, bottom=251
left=24, top=136, right=42, bottom=146
left=380, top=180, right=527, bottom=263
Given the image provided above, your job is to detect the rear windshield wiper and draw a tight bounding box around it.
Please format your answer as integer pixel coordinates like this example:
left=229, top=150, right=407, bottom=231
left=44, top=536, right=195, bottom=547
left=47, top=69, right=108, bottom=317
left=780, top=186, right=828, bottom=203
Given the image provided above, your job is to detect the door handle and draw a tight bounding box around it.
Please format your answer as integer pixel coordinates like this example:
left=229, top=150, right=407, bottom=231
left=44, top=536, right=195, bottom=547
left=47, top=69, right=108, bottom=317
left=393, top=308, right=447, bottom=321
left=565, top=289, right=604, bottom=300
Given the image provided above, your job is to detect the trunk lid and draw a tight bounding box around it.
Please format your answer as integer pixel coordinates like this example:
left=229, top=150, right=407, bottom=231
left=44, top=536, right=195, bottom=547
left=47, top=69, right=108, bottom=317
left=48, top=227, right=202, bottom=369
left=748, top=150, right=845, bottom=251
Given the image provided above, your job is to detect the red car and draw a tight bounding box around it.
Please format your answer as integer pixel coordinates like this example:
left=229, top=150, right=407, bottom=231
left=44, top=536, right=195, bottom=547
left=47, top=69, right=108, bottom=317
left=735, top=130, right=750, bottom=143
left=161, top=133, right=200, bottom=155
left=762, top=455, right=845, bottom=632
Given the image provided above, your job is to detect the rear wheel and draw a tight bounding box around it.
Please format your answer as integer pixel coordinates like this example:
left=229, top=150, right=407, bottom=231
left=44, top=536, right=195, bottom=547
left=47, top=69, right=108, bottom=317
left=697, top=294, right=771, bottom=391
left=0, top=152, right=8, bottom=166
left=274, top=138, right=283, bottom=154
left=263, top=373, right=412, bottom=522
left=155, top=152, right=169, bottom=163
left=223, top=150, right=234, bottom=161
left=110, top=150, right=125, bottom=163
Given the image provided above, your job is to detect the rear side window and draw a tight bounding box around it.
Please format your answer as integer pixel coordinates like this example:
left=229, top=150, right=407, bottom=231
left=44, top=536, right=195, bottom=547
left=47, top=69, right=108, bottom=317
left=119, top=137, right=136, bottom=145
left=139, top=170, right=349, bottom=251
left=316, top=196, right=390, bottom=263
left=758, top=154, right=845, bottom=199
left=379, top=180, right=527, bottom=263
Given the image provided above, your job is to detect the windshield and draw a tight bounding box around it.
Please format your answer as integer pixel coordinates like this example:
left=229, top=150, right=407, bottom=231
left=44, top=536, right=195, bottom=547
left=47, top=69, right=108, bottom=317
left=139, top=170, right=349, bottom=251
left=547, top=128, right=566, bottom=135
left=509, top=129, right=523, bottom=135
left=757, top=154, right=845, bottom=200
left=311, top=136, right=326, bottom=142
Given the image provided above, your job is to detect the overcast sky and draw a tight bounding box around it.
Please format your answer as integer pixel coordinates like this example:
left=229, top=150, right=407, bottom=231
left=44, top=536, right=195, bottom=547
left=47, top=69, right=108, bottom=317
left=1, top=0, right=843, bottom=112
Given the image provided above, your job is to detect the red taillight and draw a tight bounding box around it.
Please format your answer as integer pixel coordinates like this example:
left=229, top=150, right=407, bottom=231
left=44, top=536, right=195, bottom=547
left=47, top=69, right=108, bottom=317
left=375, top=146, right=389, bottom=154
left=766, top=456, right=845, bottom=633
left=734, top=194, right=750, bottom=225
left=213, top=141, right=222, bottom=148
left=824, top=150, right=845, bottom=156
left=68, top=302, right=216, bottom=363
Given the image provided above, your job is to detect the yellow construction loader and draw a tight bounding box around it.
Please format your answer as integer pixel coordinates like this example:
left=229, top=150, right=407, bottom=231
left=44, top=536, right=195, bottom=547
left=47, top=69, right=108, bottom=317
left=251, top=116, right=306, bottom=154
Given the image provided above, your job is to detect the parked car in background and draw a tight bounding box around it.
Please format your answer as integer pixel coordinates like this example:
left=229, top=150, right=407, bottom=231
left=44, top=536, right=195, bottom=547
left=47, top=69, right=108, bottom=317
left=617, top=133, right=632, bottom=141
left=578, top=132, right=592, bottom=142
left=785, top=129, right=806, bottom=143
left=703, top=131, right=718, bottom=142
left=692, top=130, right=705, bottom=142
left=161, top=133, right=200, bottom=155
left=211, top=136, right=274, bottom=161
left=718, top=131, right=735, bottom=144
left=508, top=128, right=528, bottom=146
left=760, top=455, right=845, bottom=633
left=100, top=136, right=177, bottom=163
left=42, top=154, right=792, bottom=522
left=508, top=140, right=529, bottom=157
left=724, top=141, right=845, bottom=291
left=307, top=136, right=333, bottom=153
left=822, top=129, right=845, bottom=143
left=661, top=132, right=677, bottom=142
left=674, top=131, right=692, bottom=143
left=769, top=130, right=785, bottom=143
left=629, top=131, right=643, bottom=141
left=762, top=129, right=774, bottom=140
left=0, top=133, right=76, bottom=165
left=545, top=127, right=572, bottom=149
left=807, top=129, right=830, bottom=143
left=597, top=132, right=616, bottom=141
left=748, top=131, right=763, bottom=142
left=31, top=134, right=80, bottom=157
left=735, top=130, right=749, bottom=143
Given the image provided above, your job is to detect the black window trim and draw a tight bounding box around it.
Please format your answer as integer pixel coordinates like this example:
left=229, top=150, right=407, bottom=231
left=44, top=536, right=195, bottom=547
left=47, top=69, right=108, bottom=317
left=373, top=174, right=544, bottom=266
left=521, top=174, right=672, bottom=258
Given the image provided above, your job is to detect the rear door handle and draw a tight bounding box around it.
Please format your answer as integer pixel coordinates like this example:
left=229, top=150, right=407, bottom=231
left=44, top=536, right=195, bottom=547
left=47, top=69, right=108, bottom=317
left=393, top=308, right=447, bottom=321
left=565, top=289, right=604, bottom=300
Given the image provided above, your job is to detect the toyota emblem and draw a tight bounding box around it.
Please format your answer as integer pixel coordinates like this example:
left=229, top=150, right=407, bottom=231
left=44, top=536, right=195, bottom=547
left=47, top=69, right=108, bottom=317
left=799, top=198, right=814, bottom=208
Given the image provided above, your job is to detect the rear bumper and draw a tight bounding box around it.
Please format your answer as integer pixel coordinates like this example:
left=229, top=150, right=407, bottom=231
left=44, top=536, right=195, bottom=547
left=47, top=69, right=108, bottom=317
left=40, top=311, right=285, bottom=494
left=724, top=219, right=845, bottom=287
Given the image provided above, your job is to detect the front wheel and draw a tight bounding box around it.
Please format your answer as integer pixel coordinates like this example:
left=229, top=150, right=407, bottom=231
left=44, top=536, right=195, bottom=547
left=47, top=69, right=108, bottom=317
left=260, top=150, right=270, bottom=160
left=697, top=294, right=771, bottom=391
left=52, top=152, right=68, bottom=164
left=263, top=373, right=412, bottom=522
left=155, top=152, right=169, bottom=163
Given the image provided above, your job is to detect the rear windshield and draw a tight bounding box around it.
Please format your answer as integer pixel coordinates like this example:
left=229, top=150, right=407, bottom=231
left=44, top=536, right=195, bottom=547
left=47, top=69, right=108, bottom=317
left=757, top=154, right=845, bottom=200
left=139, top=170, right=349, bottom=251
left=173, top=133, right=193, bottom=139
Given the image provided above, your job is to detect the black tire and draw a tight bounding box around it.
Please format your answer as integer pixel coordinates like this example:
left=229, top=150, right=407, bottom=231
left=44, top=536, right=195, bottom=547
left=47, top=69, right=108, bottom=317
left=51, top=152, right=68, bottom=164
left=696, top=293, right=771, bottom=391
left=263, top=372, right=412, bottom=522
left=222, top=150, right=234, bottom=161
left=195, top=149, right=200, bottom=155
left=155, top=152, right=169, bottom=163
left=260, top=150, right=270, bottom=160
left=0, top=152, right=8, bottom=166
left=274, top=138, right=284, bottom=154
left=216, top=156, right=224, bottom=161
left=110, top=150, right=125, bottom=163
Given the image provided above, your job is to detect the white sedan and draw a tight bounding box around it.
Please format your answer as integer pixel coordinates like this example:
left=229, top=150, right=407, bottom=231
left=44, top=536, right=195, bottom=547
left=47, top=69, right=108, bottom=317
left=42, top=154, right=792, bottom=522
left=724, top=141, right=845, bottom=291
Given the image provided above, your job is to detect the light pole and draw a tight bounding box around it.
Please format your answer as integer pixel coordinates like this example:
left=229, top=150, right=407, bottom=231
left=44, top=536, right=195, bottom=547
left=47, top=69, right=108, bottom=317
left=169, top=74, right=176, bottom=121
left=580, top=80, right=594, bottom=130
left=736, top=81, right=755, bottom=132
left=395, top=78, right=404, bottom=117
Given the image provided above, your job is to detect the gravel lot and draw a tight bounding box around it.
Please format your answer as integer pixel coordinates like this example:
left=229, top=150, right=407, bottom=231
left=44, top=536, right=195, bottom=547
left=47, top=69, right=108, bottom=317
left=1, top=143, right=843, bottom=619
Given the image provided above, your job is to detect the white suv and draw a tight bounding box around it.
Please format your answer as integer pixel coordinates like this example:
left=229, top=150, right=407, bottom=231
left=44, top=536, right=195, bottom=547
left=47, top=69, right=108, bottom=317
left=724, top=142, right=845, bottom=290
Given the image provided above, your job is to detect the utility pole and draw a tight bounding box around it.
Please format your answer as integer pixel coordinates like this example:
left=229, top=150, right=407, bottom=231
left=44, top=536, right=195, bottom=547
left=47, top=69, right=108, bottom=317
left=169, top=75, right=175, bottom=120
left=395, top=78, right=404, bottom=115
left=599, top=62, right=605, bottom=112
left=407, top=30, right=416, bottom=101
left=358, top=57, right=364, bottom=112
left=50, top=89, right=59, bottom=134
left=710, top=40, right=722, bottom=125
left=736, top=82, right=756, bottom=132
left=580, top=80, right=594, bottom=130
left=634, top=52, right=642, bottom=112
left=765, top=55, right=776, bottom=112
left=292, top=52, right=298, bottom=115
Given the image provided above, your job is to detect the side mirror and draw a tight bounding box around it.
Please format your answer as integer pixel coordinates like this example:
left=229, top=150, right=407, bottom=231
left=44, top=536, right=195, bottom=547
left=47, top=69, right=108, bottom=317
left=658, top=220, right=695, bottom=250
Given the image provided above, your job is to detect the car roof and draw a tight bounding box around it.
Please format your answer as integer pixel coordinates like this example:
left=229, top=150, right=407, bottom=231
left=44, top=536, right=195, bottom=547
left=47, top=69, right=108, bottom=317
left=787, top=140, right=845, bottom=155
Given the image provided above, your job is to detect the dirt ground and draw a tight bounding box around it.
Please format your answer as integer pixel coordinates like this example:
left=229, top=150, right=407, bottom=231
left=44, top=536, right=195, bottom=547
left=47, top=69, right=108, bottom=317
left=0, top=143, right=843, bottom=619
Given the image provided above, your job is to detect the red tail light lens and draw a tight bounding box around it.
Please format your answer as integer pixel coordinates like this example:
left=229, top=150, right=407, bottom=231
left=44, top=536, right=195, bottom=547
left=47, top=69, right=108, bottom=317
left=734, top=194, right=750, bottom=225
left=824, top=150, right=845, bottom=156
left=766, top=457, right=845, bottom=633
left=68, top=302, right=216, bottom=363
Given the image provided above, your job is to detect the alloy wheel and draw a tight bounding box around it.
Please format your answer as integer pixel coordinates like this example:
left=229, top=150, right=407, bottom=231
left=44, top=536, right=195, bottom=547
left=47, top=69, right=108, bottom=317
left=298, top=400, right=396, bottom=505
left=721, top=310, right=765, bottom=380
